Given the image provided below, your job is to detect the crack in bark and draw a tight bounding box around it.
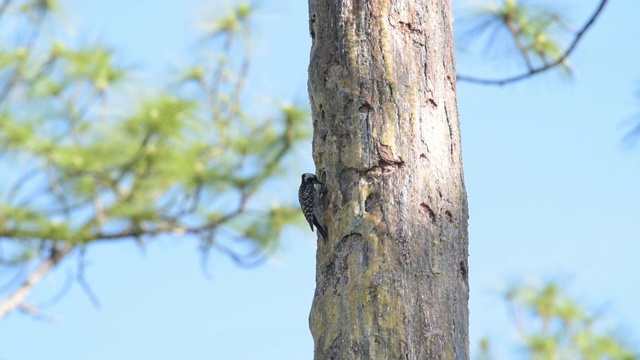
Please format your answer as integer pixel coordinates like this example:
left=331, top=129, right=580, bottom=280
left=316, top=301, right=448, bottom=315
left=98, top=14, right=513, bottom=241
left=444, top=103, right=454, bottom=157
left=420, top=203, right=436, bottom=223
left=444, top=210, right=453, bottom=223
left=398, top=21, right=422, bottom=35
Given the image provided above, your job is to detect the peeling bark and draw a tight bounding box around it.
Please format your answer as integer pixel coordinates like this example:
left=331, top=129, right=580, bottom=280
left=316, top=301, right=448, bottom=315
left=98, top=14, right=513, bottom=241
left=307, top=0, right=469, bottom=359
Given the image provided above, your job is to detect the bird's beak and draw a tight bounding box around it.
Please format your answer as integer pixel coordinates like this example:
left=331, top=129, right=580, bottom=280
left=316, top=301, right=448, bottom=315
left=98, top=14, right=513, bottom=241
left=313, top=179, right=324, bottom=185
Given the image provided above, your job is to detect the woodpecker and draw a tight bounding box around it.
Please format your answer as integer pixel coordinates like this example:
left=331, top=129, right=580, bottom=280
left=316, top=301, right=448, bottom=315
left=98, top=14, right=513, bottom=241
left=298, top=173, right=328, bottom=241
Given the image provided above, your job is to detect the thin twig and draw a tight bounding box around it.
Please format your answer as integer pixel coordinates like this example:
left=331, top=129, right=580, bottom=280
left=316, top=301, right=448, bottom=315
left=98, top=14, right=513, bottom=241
left=0, top=6, right=46, bottom=103
left=504, top=16, right=533, bottom=71
left=34, top=271, right=74, bottom=309
left=227, top=31, right=251, bottom=121
left=6, top=168, right=41, bottom=204
left=18, top=302, right=60, bottom=323
left=198, top=228, right=267, bottom=279
left=457, top=0, right=608, bottom=86
left=45, top=161, right=71, bottom=218
left=114, top=128, right=154, bottom=184
left=211, top=241, right=267, bottom=268
left=76, top=247, right=101, bottom=309
left=210, top=31, right=235, bottom=121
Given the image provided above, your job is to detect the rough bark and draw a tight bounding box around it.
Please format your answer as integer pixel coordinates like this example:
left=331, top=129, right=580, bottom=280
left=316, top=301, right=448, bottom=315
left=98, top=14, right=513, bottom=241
left=307, top=0, right=469, bottom=359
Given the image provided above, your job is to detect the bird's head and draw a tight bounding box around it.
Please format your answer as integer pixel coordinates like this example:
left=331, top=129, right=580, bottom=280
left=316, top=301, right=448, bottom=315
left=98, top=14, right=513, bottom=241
left=301, top=173, right=323, bottom=185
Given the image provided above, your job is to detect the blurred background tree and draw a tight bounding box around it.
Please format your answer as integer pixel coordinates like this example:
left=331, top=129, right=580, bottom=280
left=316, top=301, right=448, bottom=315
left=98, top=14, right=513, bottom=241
left=454, top=1, right=637, bottom=358
left=0, top=0, right=308, bottom=318
left=457, top=0, right=607, bottom=85
left=477, top=283, right=636, bottom=360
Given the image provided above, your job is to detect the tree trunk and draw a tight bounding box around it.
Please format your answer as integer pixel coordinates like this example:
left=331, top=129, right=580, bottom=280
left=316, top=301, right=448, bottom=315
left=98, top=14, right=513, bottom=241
left=307, top=0, right=469, bottom=359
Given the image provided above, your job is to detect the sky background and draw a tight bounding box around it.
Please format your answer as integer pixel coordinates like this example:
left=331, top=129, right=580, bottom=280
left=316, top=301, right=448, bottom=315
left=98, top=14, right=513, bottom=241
left=2, top=1, right=640, bottom=359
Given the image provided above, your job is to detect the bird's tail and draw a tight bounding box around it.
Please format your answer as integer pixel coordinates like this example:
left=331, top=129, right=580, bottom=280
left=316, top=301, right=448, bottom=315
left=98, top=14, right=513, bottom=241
left=314, top=218, right=328, bottom=242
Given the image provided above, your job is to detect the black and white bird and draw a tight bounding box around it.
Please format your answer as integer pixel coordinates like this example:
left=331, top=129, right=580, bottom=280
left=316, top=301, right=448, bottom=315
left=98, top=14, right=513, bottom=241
left=298, top=173, right=328, bottom=241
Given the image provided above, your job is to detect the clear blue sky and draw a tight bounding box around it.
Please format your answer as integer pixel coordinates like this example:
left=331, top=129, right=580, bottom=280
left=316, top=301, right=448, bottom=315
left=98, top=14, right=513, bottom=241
left=2, top=1, right=639, bottom=359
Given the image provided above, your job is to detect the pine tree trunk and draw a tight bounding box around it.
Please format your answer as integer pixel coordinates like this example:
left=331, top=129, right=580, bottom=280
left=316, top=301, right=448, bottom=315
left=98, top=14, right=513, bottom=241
left=307, top=0, right=469, bottom=359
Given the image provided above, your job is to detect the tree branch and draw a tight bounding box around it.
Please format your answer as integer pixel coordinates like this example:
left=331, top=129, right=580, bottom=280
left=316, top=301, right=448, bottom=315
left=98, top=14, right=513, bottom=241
left=0, top=0, right=12, bottom=17
left=0, top=245, right=74, bottom=319
left=457, top=0, right=608, bottom=86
